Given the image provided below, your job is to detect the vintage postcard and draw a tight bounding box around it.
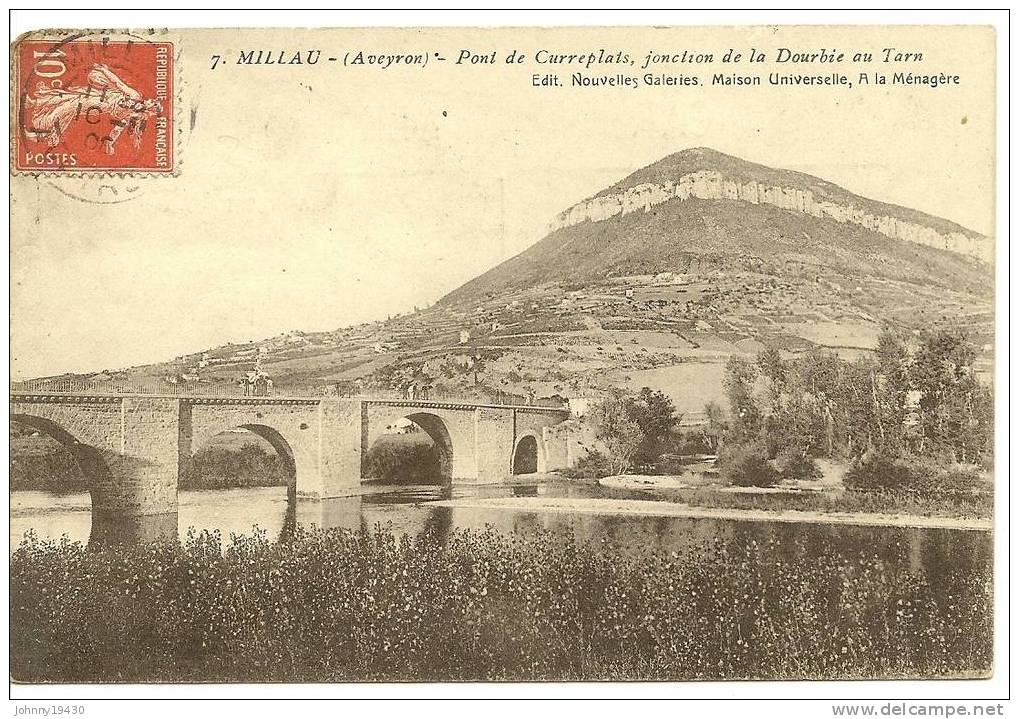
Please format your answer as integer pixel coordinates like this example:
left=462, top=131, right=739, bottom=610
left=8, top=19, right=1002, bottom=699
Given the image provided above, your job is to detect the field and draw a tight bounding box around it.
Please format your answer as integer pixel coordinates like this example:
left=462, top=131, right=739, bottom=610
left=11, top=524, right=992, bottom=682
left=621, top=362, right=728, bottom=414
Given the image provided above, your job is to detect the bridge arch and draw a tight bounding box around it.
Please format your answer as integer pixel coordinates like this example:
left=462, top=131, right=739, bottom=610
left=9, top=413, right=123, bottom=545
left=363, top=411, right=455, bottom=484
left=10, top=413, right=111, bottom=499
left=362, top=404, right=470, bottom=484
left=512, top=432, right=545, bottom=475
left=184, top=422, right=298, bottom=501
left=236, top=423, right=297, bottom=502
left=180, top=422, right=301, bottom=541
left=402, top=412, right=454, bottom=483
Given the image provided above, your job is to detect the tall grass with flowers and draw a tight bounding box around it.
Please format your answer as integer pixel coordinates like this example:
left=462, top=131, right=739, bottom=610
left=11, top=524, right=991, bottom=682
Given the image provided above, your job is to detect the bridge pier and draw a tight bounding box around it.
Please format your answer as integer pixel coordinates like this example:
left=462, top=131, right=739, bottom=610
left=118, top=396, right=181, bottom=516
left=11, top=395, right=181, bottom=519
left=474, top=407, right=516, bottom=482
left=90, top=510, right=179, bottom=546
left=316, top=399, right=365, bottom=498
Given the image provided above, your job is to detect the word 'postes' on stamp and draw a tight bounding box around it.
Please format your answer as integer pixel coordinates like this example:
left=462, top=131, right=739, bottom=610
left=16, top=39, right=174, bottom=173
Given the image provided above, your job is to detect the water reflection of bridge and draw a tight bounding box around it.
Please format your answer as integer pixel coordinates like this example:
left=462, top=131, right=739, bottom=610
left=10, top=391, right=571, bottom=539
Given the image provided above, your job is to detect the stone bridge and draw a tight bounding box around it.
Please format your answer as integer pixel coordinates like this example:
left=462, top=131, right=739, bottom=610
left=10, top=393, right=570, bottom=520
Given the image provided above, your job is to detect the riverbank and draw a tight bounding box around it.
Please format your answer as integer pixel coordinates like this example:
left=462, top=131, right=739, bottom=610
left=428, top=495, right=992, bottom=531
left=585, top=470, right=992, bottom=525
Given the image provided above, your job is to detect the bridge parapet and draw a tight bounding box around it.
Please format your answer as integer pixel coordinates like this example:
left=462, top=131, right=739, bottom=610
left=182, top=396, right=321, bottom=406
left=361, top=398, right=570, bottom=415
left=10, top=380, right=569, bottom=410
left=11, top=391, right=570, bottom=413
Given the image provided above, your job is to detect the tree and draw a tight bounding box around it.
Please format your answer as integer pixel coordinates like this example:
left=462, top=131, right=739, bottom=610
left=587, top=387, right=679, bottom=474
left=630, top=387, right=678, bottom=465
left=469, top=354, right=486, bottom=386
left=711, top=326, right=992, bottom=470
left=836, top=359, right=878, bottom=458
left=965, top=384, right=995, bottom=466
left=871, top=328, right=910, bottom=454
left=798, top=349, right=842, bottom=457
left=910, top=328, right=986, bottom=461
left=700, top=401, right=728, bottom=453
left=723, top=356, right=762, bottom=441
left=757, top=346, right=787, bottom=414
left=589, top=392, right=646, bottom=475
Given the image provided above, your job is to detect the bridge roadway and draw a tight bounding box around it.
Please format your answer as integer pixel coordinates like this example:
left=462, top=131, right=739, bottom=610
left=10, top=392, right=571, bottom=521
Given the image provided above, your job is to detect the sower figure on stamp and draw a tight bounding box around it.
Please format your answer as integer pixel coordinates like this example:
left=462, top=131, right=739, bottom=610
left=24, top=63, right=162, bottom=155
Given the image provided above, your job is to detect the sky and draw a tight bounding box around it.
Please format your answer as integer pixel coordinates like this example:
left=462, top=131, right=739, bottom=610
left=10, top=25, right=995, bottom=379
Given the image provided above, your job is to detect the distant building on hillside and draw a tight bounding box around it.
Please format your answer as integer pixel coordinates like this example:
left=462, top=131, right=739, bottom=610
left=385, top=418, right=418, bottom=434
left=567, top=395, right=601, bottom=418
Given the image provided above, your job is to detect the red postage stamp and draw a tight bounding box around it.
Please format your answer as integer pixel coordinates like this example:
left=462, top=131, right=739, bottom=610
left=14, top=37, right=174, bottom=173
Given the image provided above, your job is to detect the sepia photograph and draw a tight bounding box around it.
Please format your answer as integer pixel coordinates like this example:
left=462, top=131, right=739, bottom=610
left=6, top=9, right=1009, bottom=709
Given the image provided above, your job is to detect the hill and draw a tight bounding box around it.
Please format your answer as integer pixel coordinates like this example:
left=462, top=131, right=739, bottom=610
left=595, top=147, right=983, bottom=239
left=441, top=147, right=991, bottom=307
left=21, top=148, right=995, bottom=416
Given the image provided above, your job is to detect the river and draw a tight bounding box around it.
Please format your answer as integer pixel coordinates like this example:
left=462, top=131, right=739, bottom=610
left=10, top=482, right=991, bottom=584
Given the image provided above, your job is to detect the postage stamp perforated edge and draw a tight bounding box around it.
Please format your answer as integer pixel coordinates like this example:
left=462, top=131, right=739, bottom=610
left=10, top=28, right=185, bottom=178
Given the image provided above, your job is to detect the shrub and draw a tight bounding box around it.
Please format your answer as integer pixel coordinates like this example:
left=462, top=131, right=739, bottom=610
left=776, top=446, right=823, bottom=481
left=9, top=449, right=90, bottom=493
left=667, top=430, right=715, bottom=457
left=844, top=451, right=913, bottom=491
left=179, top=444, right=289, bottom=490
left=9, top=524, right=993, bottom=682
left=901, top=458, right=983, bottom=495
left=661, top=485, right=991, bottom=521
left=364, top=436, right=441, bottom=484
left=940, top=465, right=984, bottom=491
left=559, top=451, right=613, bottom=480
left=719, top=443, right=780, bottom=488
left=844, top=451, right=983, bottom=495
left=651, top=453, right=687, bottom=476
